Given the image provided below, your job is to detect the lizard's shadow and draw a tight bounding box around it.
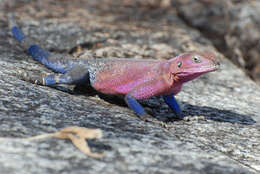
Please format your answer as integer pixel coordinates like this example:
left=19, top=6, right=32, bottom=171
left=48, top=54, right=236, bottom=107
left=58, top=84, right=256, bottom=125
left=72, top=84, right=127, bottom=107
left=178, top=102, right=256, bottom=125
left=139, top=98, right=256, bottom=125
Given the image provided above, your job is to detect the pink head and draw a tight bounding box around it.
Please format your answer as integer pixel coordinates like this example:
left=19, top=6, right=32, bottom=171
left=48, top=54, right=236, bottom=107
left=169, top=51, right=219, bottom=83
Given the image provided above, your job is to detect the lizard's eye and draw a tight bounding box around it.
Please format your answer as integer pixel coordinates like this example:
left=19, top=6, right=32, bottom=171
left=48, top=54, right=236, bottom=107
left=193, top=55, right=201, bottom=63
left=177, top=61, right=182, bottom=68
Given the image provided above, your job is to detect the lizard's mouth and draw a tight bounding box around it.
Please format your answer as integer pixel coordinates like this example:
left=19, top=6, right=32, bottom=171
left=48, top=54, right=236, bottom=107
left=196, top=63, right=219, bottom=72
left=174, top=63, right=219, bottom=82
left=177, top=64, right=219, bottom=76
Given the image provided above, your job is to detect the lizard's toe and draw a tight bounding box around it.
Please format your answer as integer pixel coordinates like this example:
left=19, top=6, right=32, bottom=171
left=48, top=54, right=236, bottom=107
left=19, top=72, right=44, bottom=85
left=183, top=115, right=206, bottom=121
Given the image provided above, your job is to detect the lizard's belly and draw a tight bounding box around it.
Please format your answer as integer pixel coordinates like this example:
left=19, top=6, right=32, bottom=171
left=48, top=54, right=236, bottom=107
left=92, top=78, right=150, bottom=95
left=92, top=82, right=136, bottom=95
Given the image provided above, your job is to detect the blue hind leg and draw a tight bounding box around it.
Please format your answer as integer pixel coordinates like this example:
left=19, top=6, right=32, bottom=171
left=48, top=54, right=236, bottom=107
left=11, top=26, right=71, bottom=74
left=22, top=65, right=89, bottom=86
left=43, top=65, right=89, bottom=85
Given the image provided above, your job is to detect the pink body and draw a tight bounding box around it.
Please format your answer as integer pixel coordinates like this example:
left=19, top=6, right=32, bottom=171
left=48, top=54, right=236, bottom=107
left=92, top=52, right=218, bottom=99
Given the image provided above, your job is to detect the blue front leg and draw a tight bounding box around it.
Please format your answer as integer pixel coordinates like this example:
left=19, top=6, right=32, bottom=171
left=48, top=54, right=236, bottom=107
left=125, top=95, right=145, bottom=116
left=163, top=94, right=183, bottom=119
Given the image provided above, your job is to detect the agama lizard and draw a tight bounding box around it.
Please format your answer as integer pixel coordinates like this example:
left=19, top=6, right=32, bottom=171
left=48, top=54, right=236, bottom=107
left=11, top=24, right=219, bottom=120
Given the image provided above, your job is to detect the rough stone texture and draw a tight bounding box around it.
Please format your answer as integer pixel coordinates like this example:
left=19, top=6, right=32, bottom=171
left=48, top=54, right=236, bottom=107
left=0, top=0, right=259, bottom=174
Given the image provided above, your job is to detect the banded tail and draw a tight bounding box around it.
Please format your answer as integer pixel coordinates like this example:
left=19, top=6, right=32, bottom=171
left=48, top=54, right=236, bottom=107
left=11, top=24, right=70, bottom=74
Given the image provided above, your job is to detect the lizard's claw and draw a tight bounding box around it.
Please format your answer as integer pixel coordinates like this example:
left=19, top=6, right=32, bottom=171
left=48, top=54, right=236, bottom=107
left=139, top=113, right=168, bottom=128
left=183, top=115, right=206, bottom=121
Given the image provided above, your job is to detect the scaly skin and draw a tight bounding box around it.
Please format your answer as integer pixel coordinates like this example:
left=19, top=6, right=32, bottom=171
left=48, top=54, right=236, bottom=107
left=11, top=24, right=219, bottom=120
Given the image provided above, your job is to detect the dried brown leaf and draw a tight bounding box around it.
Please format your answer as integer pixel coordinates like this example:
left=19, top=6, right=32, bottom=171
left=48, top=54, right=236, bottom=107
left=0, top=126, right=104, bottom=158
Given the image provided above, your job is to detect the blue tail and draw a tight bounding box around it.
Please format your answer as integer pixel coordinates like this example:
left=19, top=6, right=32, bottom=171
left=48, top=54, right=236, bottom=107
left=11, top=26, right=69, bottom=74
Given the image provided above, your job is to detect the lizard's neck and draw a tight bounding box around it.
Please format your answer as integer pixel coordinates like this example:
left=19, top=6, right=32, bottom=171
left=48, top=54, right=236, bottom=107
left=162, top=63, right=184, bottom=95
left=177, top=73, right=202, bottom=83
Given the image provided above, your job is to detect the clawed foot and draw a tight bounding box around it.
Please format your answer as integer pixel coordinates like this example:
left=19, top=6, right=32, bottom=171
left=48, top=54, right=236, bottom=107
left=183, top=115, right=206, bottom=121
left=139, top=114, right=168, bottom=128
left=19, top=72, right=44, bottom=85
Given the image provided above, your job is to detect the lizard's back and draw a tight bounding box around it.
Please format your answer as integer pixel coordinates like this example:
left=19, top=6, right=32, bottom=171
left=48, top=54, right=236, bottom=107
left=82, top=58, right=164, bottom=95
